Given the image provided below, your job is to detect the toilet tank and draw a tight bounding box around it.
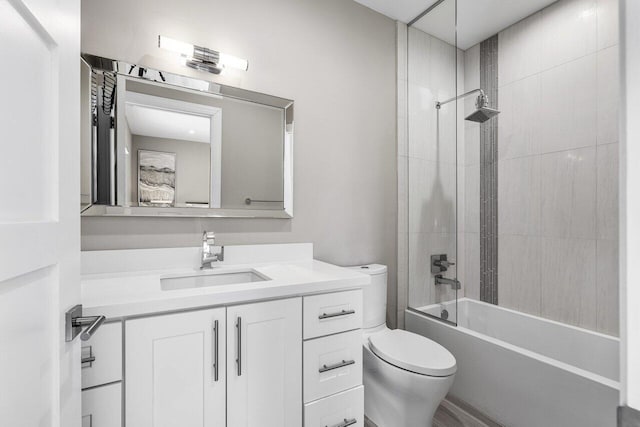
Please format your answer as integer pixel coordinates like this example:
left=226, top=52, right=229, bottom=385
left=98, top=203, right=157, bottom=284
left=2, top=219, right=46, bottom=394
left=349, top=264, right=387, bottom=329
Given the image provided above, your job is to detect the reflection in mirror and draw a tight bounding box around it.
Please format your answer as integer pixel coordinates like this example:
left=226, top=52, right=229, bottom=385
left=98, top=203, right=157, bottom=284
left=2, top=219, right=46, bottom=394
left=121, top=90, right=219, bottom=209
left=80, top=55, right=293, bottom=218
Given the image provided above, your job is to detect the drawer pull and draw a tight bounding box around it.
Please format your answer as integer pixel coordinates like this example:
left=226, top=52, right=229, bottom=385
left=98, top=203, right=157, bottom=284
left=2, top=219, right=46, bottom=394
left=319, top=309, right=355, bottom=320
left=327, top=418, right=357, bottom=427
left=81, top=356, right=96, bottom=364
left=319, top=359, right=355, bottom=373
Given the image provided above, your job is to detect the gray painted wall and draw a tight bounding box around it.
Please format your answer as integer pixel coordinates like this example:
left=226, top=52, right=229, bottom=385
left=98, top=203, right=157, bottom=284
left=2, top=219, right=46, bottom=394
left=81, top=0, right=399, bottom=325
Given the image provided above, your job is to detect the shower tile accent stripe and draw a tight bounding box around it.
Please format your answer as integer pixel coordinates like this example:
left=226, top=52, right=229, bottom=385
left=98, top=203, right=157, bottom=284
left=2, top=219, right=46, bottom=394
left=479, top=35, right=498, bottom=305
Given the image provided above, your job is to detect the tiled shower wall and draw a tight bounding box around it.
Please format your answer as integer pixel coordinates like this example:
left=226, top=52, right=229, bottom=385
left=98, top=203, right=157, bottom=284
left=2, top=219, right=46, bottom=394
left=399, top=0, right=619, bottom=335
left=464, top=0, right=620, bottom=335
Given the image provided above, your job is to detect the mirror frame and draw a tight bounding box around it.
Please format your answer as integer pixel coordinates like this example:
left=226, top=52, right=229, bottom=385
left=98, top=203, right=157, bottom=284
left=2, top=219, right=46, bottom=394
left=81, top=53, right=294, bottom=219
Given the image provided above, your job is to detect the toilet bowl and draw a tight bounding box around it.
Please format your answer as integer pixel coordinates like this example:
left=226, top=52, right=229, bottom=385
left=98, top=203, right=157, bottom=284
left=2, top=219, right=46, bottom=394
left=349, top=265, right=456, bottom=427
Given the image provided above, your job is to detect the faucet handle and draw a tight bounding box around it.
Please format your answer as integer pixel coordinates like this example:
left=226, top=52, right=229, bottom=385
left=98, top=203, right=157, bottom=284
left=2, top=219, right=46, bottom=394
left=203, top=231, right=216, bottom=245
left=431, top=254, right=455, bottom=274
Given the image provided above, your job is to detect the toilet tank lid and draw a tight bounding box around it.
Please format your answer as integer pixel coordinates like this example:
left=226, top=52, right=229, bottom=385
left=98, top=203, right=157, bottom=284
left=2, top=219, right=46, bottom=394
left=347, top=264, right=387, bottom=275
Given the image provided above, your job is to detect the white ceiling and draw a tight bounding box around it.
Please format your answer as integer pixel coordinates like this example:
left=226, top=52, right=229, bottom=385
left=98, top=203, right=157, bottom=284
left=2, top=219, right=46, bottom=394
left=125, top=104, right=211, bottom=144
left=354, top=0, right=558, bottom=50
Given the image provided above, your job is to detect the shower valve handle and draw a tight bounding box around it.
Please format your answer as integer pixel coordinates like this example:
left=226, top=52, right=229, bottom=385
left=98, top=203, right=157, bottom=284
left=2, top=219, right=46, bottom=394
left=431, top=254, right=455, bottom=274
left=435, top=260, right=455, bottom=268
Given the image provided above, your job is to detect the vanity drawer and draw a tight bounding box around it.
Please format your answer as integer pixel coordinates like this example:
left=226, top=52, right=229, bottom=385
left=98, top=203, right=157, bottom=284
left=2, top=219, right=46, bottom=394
left=304, top=386, right=364, bottom=427
left=81, top=321, right=122, bottom=389
left=303, top=290, right=363, bottom=339
left=303, top=329, right=362, bottom=403
left=82, top=382, right=122, bottom=427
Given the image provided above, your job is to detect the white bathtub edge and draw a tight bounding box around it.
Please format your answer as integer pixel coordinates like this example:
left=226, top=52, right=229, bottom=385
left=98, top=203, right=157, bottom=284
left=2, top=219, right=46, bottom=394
left=405, top=307, right=620, bottom=391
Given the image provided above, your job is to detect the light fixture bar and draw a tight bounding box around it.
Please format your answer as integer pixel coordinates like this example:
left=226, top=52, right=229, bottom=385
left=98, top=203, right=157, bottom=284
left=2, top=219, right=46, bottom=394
left=158, top=35, right=248, bottom=73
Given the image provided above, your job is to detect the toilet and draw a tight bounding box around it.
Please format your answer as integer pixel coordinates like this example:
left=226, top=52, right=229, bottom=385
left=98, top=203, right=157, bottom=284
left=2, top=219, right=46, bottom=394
left=349, top=264, right=457, bottom=427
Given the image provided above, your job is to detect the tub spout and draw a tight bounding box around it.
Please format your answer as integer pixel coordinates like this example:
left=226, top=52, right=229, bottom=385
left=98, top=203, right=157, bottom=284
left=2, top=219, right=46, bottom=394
left=435, top=274, right=461, bottom=290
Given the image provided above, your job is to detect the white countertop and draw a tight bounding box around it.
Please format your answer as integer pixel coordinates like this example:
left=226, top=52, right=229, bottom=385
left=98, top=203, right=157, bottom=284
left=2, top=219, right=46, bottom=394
left=81, top=244, right=370, bottom=318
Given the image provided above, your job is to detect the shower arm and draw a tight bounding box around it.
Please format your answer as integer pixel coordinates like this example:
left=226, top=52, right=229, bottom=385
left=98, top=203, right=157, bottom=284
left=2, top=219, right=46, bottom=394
left=435, top=88, right=486, bottom=109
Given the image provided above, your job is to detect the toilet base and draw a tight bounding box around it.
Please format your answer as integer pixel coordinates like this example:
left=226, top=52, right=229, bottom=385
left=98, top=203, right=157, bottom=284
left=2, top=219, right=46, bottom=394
left=363, top=342, right=455, bottom=427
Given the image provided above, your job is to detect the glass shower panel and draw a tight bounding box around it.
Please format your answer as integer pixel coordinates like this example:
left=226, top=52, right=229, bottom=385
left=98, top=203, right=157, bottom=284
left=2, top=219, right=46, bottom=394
left=406, top=0, right=460, bottom=324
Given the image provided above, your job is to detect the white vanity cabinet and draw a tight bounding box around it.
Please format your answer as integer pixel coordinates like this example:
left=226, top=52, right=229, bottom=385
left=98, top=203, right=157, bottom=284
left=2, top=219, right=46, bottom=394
left=226, top=298, right=302, bottom=426
left=125, top=307, right=227, bottom=427
left=80, top=244, right=368, bottom=427
left=303, top=290, right=364, bottom=427
left=124, top=298, right=302, bottom=427
left=82, top=383, right=122, bottom=427
left=81, top=321, right=123, bottom=427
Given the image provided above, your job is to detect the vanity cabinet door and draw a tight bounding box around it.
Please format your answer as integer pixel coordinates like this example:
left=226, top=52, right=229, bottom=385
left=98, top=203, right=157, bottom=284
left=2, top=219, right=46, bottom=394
left=227, top=298, right=302, bottom=427
left=125, top=308, right=226, bottom=427
left=82, top=383, right=122, bottom=427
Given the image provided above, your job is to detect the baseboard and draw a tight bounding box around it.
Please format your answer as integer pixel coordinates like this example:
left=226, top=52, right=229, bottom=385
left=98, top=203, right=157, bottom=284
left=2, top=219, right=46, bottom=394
left=619, top=406, right=640, bottom=427
left=444, top=395, right=504, bottom=427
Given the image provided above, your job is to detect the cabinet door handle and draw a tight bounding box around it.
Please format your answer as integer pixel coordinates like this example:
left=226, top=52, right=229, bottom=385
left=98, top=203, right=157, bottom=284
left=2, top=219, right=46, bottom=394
left=213, top=319, right=219, bottom=381
left=318, top=309, right=355, bottom=320
left=81, top=356, right=96, bottom=364
left=326, top=418, right=357, bottom=427
left=236, top=317, right=242, bottom=376
left=319, top=359, right=355, bottom=373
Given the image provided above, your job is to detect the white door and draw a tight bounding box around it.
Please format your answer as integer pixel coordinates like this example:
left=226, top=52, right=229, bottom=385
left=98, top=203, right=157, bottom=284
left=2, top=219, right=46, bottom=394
left=0, top=0, right=81, bottom=425
left=125, top=308, right=226, bottom=427
left=227, top=298, right=302, bottom=427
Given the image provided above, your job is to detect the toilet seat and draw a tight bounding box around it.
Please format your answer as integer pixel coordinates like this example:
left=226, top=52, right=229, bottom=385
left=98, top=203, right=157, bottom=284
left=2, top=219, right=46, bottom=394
left=368, top=329, right=456, bottom=377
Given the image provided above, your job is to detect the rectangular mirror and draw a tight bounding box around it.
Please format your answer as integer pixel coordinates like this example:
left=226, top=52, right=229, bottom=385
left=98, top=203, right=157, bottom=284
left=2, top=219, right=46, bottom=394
left=80, top=54, right=293, bottom=218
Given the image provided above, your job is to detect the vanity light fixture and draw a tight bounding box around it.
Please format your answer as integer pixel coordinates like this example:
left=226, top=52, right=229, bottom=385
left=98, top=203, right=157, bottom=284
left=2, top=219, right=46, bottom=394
left=158, top=35, right=249, bottom=74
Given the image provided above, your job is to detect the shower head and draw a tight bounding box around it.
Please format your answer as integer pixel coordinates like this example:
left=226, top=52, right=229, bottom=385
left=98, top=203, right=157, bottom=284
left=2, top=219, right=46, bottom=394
left=436, top=89, right=500, bottom=123
left=465, top=93, right=500, bottom=123
left=466, top=105, right=500, bottom=123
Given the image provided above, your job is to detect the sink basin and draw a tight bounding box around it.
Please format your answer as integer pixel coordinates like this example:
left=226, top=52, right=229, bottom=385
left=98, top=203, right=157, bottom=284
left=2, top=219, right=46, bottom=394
left=161, top=269, right=270, bottom=291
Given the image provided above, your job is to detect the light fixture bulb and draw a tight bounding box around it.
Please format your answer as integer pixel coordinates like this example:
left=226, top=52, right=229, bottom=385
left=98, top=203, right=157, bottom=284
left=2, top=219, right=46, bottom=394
left=219, top=52, right=249, bottom=71
left=158, top=35, right=249, bottom=73
left=158, top=35, right=194, bottom=58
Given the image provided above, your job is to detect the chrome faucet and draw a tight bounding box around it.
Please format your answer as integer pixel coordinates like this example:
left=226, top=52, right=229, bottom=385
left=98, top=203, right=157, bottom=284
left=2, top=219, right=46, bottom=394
left=435, top=274, right=461, bottom=290
left=201, top=231, right=224, bottom=269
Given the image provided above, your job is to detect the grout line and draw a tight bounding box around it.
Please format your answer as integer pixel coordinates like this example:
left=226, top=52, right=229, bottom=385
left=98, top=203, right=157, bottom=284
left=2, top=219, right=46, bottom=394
left=497, top=43, right=619, bottom=89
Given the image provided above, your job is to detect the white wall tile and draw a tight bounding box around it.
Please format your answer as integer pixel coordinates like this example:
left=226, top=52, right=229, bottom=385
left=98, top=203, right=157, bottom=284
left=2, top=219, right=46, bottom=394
left=464, top=232, right=480, bottom=300
left=397, top=231, right=408, bottom=320
left=540, top=147, right=597, bottom=239
left=498, top=74, right=542, bottom=159
left=498, top=235, right=542, bottom=315
left=464, top=44, right=480, bottom=92
left=539, top=54, right=597, bottom=153
left=540, top=237, right=597, bottom=329
left=397, top=22, right=408, bottom=82
left=540, top=0, right=597, bottom=70
left=498, top=156, right=541, bottom=236
left=597, top=45, right=620, bottom=145
left=408, top=157, right=456, bottom=234
left=464, top=122, right=480, bottom=166
left=498, top=11, right=543, bottom=86
left=408, top=27, right=432, bottom=89
left=596, top=143, right=619, bottom=240
left=397, top=22, right=409, bottom=327
left=596, top=0, right=619, bottom=50
left=465, top=164, right=480, bottom=233
left=596, top=238, right=619, bottom=335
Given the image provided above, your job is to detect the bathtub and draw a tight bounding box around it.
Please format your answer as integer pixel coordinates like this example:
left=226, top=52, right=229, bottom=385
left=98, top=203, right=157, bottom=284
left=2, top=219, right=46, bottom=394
left=406, top=298, right=619, bottom=427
